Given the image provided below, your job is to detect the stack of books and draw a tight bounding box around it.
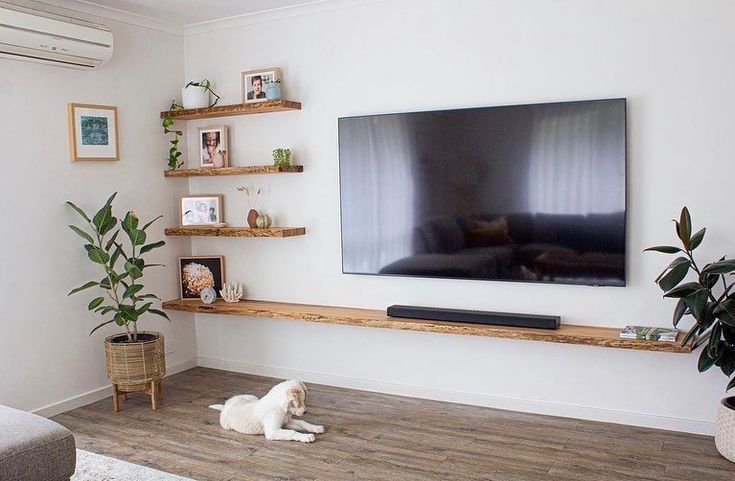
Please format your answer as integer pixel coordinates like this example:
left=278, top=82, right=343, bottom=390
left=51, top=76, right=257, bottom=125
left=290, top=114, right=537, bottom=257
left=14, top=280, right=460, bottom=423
left=619, top=326, right=679, bottom=342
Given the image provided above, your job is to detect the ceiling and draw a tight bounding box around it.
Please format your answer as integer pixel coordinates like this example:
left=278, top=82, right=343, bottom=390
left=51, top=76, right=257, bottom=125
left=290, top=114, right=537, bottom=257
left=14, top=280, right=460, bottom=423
left=70, top=0, right=326, bottom=26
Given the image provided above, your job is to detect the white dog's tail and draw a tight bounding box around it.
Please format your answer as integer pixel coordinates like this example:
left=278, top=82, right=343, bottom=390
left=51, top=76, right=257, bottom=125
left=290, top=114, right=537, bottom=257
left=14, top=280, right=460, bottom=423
left=209, top=404, right=225, bottom=411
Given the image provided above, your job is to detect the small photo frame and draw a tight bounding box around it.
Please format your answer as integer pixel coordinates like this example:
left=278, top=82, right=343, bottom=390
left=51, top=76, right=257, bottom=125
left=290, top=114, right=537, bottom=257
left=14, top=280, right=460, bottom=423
left=67, top=103, right=119, bottom=161
left=199, top=126, right=228, bottom=168
left=179, top=256, right=225, bottom=300
left=180, top=194, right=224, bottom=226
left=242, top=67, right=281, bottom=103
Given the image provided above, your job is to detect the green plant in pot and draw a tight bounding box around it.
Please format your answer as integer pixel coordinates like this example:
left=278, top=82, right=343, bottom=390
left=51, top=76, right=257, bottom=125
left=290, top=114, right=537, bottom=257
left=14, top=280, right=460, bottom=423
left=646, top=207, right=735, bottom=461
left=67, top=193, right=169, bottom=412
left=162, top=100, right=184, bottom=170
left=273, top=148, right=291, bottom=169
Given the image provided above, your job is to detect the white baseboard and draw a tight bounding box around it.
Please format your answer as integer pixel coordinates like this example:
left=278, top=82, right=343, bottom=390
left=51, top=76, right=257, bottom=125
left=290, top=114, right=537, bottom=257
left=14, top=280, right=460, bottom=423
left=32, top=357, right=198, bottom=418
left=197, top=356, right=715, bottom=436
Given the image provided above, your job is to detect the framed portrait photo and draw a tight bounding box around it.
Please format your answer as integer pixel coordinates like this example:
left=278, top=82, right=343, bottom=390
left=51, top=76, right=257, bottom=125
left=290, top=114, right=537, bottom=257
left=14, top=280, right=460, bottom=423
left=67, top=103, right=119, bottom=161
left=179, top=256, right=225, bottom=300
left=198, top=125, right=228, bottom=168
left=180, top=194, right=224, bottom=226
left=241, top=67, right=281, bottom=103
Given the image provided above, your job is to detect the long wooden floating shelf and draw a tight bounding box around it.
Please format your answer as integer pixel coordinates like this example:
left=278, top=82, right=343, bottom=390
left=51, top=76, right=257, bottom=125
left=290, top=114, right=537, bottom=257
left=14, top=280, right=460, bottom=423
left=164, top=165, right=304, bottom=177
left=160, top=100, right=301, bottom=120
left=165, top=226, right=305, bottom=237
left=161, top=299, right=692, bottom=353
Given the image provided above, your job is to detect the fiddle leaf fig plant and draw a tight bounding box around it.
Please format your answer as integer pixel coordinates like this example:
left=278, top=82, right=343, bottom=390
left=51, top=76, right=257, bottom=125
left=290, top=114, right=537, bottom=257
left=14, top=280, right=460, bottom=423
left=162, top=100, right=184, bottom=170
left=66, top=193, right=169, bottom=342
left=646, top=207, right=735, bottom=391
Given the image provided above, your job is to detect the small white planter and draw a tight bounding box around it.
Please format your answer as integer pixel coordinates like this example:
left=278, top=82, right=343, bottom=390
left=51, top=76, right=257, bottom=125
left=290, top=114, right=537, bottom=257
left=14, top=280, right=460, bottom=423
left=181, top=86, right=210, bottom=109
left=715, top=397, right=735, bottom=463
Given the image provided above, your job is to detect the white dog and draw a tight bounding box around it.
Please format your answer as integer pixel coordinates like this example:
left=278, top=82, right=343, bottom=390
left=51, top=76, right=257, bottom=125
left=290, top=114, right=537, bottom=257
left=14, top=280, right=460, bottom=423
left=209, top=380, right=324, bottom=443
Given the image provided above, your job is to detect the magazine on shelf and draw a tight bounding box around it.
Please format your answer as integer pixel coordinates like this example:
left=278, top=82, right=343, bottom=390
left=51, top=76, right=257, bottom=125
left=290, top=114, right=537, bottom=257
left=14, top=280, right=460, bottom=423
left=619, top=326, right=679, bottom=342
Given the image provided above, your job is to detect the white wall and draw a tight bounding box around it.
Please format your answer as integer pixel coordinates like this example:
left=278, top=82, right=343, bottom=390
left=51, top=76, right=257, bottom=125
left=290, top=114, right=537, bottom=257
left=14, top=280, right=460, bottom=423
left=184, top=0, right=735, bottom=434
left=0, top=10, right=196, bottom=414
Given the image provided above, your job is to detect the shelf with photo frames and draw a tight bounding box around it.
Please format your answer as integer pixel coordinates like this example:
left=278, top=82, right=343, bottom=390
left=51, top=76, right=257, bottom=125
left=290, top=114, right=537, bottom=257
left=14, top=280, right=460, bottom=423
left=164, top=165, right=304, bottom=177
left=159, top=100, right=301, bottom=121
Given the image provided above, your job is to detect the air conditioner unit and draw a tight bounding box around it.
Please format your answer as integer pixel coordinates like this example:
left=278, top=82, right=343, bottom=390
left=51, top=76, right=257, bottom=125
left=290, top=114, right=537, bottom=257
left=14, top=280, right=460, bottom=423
left=0, top=2, right=113, bottom=69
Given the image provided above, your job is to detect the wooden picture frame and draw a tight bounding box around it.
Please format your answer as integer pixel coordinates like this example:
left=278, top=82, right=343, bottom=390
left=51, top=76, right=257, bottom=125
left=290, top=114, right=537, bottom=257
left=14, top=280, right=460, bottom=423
left=241, top=67, right=281, bottom=103
left=67, top=103, right=119, bottom=161
left=179, top=256, right=225, bottom=300
left=198, top=125, right=228, bottom=168
left=179, top=194, right=224, bottom=226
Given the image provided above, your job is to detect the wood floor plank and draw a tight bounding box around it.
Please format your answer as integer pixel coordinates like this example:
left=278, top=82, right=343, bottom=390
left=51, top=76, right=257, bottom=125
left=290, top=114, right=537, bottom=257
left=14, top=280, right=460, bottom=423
left=52, top=367, right=735, bottom=481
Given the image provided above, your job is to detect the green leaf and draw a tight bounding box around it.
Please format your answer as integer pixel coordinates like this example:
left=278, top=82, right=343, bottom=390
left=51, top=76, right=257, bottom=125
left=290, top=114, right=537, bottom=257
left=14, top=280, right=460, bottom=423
left=68, top=225, right=95, bottom=244
left=119, top=305, right=139, bottom=322
left=672, top=298, right=688, bottom=327
left=104, top=192, right=118, bottom=208
left=127, top=229, right=146, bottom=246
left=677, top=207, right=691, bottom=245
left=87, top=247, right=110, bottom=264
left=92, top=205, right=112, bottom=232
left=99, top=276, right=111, bottom=289
left=681, top=324, right=701, bottom=346
left=123, top=284, right=144, bottom=299
left=149, top=309, right=170, bottom=321
left=113, top=242, right=129, bottom=260
left=684, top=289, right=709, bottom=320
left=137, top=293, right=161, bottom=300
left=124, top=261, right=143, bottom=280
left=644, top=246, right=682, bottom=254
left=663, top=282, right=702, bottom=299
left=658, top=260, right=690, bottom=292
left=68, top=281, right=99, bottom=296
left=689, top=227, right=706, bottom=250
left=87, top=296, right=105, bottom=310
left=708, top=323, right=722, bottom=355
left=123, top=211, right=139, bottom=232
left=698, top=345, right=718, bottom=372
left=714, top=299, right=735, bottom=327
left=701, top=259, right=735, bottom=275
left=140, top=240, right=165, bottom=254
left=142, top=263, right=165, bottom=270
left=136, top=302, right=153, bottom=316
left=89, top=319, right=115, bottom=336
left=723, top=325, right=735, bottom=344
left=727, top=376, right=735, bottom=392
left=142, top=215, right=164, bottom=231
left=100, top=216, right=117, bottom=236
left=66, top=201, right=91, bottom=222
left=105, top=230, right=120, bottom=251
left=655, top=257, right=689, bottom=283
left=721, top=351, right=735, bottom=377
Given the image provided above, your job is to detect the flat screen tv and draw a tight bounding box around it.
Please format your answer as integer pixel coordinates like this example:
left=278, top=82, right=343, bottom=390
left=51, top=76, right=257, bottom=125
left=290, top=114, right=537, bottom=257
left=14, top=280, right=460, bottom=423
left=338, top=98, right=627, bottom=287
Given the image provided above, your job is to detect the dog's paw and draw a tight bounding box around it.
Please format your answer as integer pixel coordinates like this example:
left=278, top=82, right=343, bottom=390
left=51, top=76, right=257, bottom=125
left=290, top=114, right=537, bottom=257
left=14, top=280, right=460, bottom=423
left=311, top=425, right=325, bottom=434
left=299, top=433, right=316, bottom=443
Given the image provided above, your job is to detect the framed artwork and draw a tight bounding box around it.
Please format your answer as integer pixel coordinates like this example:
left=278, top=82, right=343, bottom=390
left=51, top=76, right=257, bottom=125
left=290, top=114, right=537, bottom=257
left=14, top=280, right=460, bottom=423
left=180, top=194, right=224, bottom=226
left=67, top=103, right=119, bottom=161
left=179, top=256, right=225, bottom=300
left=198, top=125, right=228, bottom=168
left=241, top=67, right=281, bottom=103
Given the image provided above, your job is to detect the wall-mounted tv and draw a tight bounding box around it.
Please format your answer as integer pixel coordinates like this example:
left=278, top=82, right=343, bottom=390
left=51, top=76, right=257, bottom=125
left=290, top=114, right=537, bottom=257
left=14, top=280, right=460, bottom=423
left=338, top=98, right=627, bottom=287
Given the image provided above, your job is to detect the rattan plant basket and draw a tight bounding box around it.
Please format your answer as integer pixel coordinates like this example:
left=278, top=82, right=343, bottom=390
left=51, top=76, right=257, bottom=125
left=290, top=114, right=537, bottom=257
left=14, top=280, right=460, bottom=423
left=104, top=331, right=166, bottom=392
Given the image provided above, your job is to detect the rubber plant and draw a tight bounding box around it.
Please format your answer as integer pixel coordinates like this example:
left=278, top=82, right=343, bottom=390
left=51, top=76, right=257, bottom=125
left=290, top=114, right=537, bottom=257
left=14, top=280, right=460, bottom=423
left=162, top=100, right=184, bottom=170
left=66, top=193, right=169, bottom=342
left=645, top=207, right=735, bottom=391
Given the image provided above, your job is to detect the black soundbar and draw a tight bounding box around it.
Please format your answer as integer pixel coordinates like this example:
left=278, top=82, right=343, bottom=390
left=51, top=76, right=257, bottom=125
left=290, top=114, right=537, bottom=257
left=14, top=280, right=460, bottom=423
left=386, top=305, right=560, bottom=330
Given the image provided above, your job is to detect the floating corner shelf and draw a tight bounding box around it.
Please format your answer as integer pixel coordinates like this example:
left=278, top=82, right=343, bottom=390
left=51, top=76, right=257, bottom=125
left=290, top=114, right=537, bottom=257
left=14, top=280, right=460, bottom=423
left=160, top=100, right=301, bottom=121
left=164, top=226, right=306, bottom=238
left=163, top=165, right=304, bottom=177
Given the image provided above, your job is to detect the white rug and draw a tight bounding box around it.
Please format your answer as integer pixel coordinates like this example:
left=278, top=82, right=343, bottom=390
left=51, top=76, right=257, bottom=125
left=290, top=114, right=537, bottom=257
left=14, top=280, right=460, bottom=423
left=72, top=449, right=196, bottom=481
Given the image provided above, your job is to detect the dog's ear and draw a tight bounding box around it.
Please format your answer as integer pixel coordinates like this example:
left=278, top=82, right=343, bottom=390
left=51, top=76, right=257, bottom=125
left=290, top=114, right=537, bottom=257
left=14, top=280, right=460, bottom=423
left=299, top=382, right=308, bottom=397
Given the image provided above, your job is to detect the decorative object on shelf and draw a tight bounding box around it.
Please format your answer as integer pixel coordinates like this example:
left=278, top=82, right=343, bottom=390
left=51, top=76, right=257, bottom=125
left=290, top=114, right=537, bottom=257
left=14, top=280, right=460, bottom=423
left=67, top=103, right=119, bottom=161
left=200, top=287, right=217, bottom=304
left=265, top=79, right=282, bottom=100
left=66, top=192, right=169, bottom=411
left=256, top=213, right=272, bottom=229
left=237, top=185, right=262, bottom=228
left=179, top=256, right=225, bottom=300
left=273, top=148, right=291, bottom=168
left=162, top=100, right=184, bottom=170
left=198, top=125, right=228, bottom=168
left=242, top=67, right=281, bottom=103
left=645, top=206, right=735, bottom=462
left=180, top=194, right=224, bottom=226
left=220, top=282, right=244, bottom=303
left=181, top=79, right=220, bottom=109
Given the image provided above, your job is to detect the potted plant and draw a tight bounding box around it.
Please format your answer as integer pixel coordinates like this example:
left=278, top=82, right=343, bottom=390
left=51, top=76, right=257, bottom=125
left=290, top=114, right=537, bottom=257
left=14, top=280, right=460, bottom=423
left=162, top=100, right=184, bottom=171
left=67, top=193, right=169, bottom=412
left=181, top=79, right=220, bottom=109
left=273, top=148, right=291, bottom=169
left=646, top=207, right=735, bottom=461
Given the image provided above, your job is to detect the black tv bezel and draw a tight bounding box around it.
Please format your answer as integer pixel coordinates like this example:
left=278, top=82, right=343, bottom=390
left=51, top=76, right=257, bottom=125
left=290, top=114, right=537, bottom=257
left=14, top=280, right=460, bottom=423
left=337, top=98, right=628, bottom=288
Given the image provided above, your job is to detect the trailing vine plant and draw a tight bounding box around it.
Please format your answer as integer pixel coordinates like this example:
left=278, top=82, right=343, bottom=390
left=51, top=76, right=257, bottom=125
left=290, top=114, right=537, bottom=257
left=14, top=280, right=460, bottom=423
left=162, top=101, right=184, bottom=170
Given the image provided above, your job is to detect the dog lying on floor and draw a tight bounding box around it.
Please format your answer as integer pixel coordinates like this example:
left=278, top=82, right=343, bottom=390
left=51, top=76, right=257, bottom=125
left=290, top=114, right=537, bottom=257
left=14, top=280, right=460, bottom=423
left=209, top=380, right=324, bottom=443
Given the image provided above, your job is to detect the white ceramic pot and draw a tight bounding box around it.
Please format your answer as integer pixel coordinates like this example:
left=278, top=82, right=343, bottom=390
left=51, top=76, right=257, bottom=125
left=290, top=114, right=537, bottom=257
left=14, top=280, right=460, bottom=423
left=181, top=86, right=210, bottom=109
left=715, top=396, right=735, bottom=462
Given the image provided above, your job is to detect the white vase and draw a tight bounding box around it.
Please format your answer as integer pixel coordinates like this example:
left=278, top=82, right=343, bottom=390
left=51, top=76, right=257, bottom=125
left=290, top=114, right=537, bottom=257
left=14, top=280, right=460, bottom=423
left=181, top=86, right=210, bottom=109
left=715, top=397, right=735, bottom=463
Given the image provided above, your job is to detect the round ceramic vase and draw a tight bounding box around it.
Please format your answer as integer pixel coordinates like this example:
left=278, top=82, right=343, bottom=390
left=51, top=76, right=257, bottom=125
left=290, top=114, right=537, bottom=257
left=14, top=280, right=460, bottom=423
left=715, top=397, right=735, bottom=463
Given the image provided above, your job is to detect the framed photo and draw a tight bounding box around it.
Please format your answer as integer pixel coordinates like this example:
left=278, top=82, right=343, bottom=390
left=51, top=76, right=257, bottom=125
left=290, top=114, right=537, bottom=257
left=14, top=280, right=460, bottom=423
left=67, top=103, right=119, bottom=161
left=179, top=256, right=225, bottom=300
left=180, top=194, right=224, bottom=226
left=198, top=126, right=228, bottom=168
left=241, top=67, right=281, bottom=103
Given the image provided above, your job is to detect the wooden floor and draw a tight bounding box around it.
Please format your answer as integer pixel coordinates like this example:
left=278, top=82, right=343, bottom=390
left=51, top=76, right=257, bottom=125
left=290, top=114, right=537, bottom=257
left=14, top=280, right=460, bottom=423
left=54, top=367, right=734, bottom=481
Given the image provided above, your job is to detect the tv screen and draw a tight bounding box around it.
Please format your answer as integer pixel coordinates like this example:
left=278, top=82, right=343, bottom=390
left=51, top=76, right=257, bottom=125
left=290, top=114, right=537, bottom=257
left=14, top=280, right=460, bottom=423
left=338, top=99, right=627, bottom=287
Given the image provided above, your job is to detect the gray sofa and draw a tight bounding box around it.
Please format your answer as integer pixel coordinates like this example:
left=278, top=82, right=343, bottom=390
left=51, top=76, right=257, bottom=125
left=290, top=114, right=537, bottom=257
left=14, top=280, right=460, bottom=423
left=0, top=404, right=76, bottom=481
